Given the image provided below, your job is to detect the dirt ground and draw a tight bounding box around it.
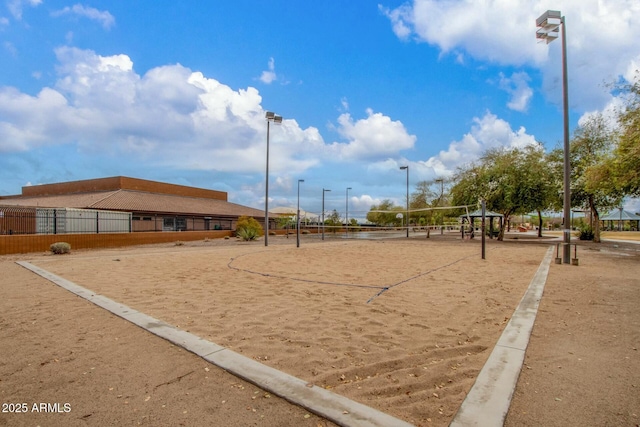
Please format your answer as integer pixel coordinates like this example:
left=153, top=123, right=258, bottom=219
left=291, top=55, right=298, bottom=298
left=505, top=240, right=640, bottom=426
left=1, top=233, right=638, bottom=426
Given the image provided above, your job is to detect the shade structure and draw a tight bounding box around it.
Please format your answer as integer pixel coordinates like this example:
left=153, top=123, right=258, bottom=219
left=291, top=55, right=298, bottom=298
left=600, top=210, right=640, bottom=221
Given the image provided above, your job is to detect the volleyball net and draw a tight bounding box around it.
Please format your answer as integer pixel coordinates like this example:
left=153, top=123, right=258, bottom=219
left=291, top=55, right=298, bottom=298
left=288, top=204, right=475, bottom=239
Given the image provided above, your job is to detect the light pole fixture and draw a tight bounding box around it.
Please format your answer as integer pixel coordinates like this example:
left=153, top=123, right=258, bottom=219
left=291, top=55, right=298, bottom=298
left=297, top=179, right=304, bottom=248
left=345, top=187, right=352, bottom=236
left=435, top=178, right=444, bottom=226
left=264, top=111, right=283, bottom=247
left=322, top=188, right=331, bottom=241
left=435, top=179, right=444, bottom=201
left=536, top=10, right=571, bottom=264
left=400, top=166, right=409, bottom=238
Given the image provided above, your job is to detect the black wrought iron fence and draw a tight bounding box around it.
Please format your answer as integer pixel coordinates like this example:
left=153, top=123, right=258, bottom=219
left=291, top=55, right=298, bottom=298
left=0, top=207, right=132, bottom=235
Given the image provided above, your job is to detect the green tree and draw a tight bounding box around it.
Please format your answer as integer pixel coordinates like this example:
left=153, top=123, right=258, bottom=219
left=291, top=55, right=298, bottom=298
left=366, top=200, right=402, bottom=226
left=410, top=179, right=449, bottom=226
left=451, top=146, right=556, bottom=241
left=613, top=74, right=640, bottom=196
left=276, top=214, right=295, bottom=231
left=324, top=209, right=342, bottom=233
left=568, top=112, right=622, bottom=242
left=519, top=145, right=558, bottom=237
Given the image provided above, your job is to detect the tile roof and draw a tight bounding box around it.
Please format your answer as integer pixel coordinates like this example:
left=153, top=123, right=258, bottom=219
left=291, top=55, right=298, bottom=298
left=0, top=190, right=266, bottom=218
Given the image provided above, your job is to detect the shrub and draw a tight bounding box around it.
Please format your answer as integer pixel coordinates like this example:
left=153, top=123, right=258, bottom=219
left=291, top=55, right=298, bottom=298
left=578, top=226, right=595, bottom=241
left=50, top=242, right=71, bottom=254
left=236, top=216, right=264, bottom=241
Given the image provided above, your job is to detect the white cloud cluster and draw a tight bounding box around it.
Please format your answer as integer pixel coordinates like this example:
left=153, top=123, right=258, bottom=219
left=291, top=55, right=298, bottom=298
left=350, top=194, right=385, bottom=214
left=380, top=1, right=541, bottom=65
left=327, top=109, right=416, bottom=161
left=498, top=72, right=533, bottom=112
left=259, top=57, right=277, bottom=84
left=381, top=0, right=640, bottom=112
left=7, top=0, right=41, bottom=20
left=0, top=48, right=416, bottom=177
left=52, top=4, right=115, bottom=30
left=424, top=111, right=537, bottom=173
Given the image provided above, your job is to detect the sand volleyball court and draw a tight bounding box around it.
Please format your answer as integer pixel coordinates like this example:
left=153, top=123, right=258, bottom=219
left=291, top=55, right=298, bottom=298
left=22, top=237, right=550, bottom=425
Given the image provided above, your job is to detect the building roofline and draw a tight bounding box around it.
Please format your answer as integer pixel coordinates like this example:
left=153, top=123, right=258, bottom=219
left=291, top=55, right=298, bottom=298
left=20, top=176, right=227, bottom=201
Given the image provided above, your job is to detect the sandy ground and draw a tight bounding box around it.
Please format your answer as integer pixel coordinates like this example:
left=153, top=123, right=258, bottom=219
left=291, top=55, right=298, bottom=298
left=505, top=239, right=640, bottom=426
left=1, top=233, right=638, bottom=426
left=0, top=255, right=336, bottom=427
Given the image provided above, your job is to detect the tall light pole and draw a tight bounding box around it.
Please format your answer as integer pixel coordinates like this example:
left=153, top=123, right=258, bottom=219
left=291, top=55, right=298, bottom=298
left=345, top=187, right=352, bottom=236
left=322, top=188, right=331, bottom=240
left=435, top=178, right=444, bottom=227
left=264, top=111, right=283, bottom=247
left=400, top=166, right=409, bottom=238
left=536, top=10, right=571, bottom=264
left=297, top=179, right=304, bottom=248
left=435, top=179, right=444, bottom=203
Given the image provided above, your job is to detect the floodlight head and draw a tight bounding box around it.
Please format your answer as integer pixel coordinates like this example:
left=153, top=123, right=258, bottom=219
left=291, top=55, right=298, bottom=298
left=299, top=179, right=305, bottom=183
left=536, top=28, right=559, bottom=44
left=324, top=188, right=331, bottom=192
left=400, top=166, right=408, bottom=170
left=265, top=111, right=275, bottom=119
left=536, top=10, right=562, bottom=44
left=536, top=10, right=561, bottom=28
left=347, top=187, right=352, bottom=190
left=273, top=115, right=283, bottom=123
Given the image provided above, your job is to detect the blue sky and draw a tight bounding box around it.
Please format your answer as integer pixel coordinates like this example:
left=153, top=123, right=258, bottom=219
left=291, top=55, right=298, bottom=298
left=1, top=0, right=639, bottom=218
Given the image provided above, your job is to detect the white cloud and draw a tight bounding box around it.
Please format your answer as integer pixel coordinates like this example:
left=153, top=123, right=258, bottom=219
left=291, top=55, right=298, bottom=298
left=498, top=72, right=533, bottom=112
left=259, top=57, right=277, bottom=84
left=624, top=55, right=640, bottom=83
left=351, top=194, right=384, bottom=215
left=1, top=16, right=9, bottom=26
left=378, top=4, right=413, bottom=40
left=340, top=97, right=349, bottom=112
left=382, top=0, right=541, bottom=65
left=0, top=47, right=417, bottom=181
left=3, top=41, right=16, bottom=55
left=326, top=108, right=416, bottom=161
left=52, top=4, right=115, bottom=30
left=7, top=0, right=41, bottom=20
left=425, top=111, right=537, bottom=172
left=356, top=112, right=538, bottom=194
left=382, top=0, right=640, bottom=112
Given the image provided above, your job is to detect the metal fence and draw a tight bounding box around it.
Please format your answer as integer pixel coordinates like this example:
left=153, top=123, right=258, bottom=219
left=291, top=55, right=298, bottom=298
left=0, top=207, right=131, bottom=235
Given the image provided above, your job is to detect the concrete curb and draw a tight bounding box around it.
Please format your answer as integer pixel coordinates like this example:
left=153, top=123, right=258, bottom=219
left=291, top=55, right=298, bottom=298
left=16, top=261, right=413, bottom=427
left=449, top=246, right=554, bottom=426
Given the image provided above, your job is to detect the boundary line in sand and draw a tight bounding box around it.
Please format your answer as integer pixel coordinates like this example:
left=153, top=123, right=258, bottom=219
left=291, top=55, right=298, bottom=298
left=450, top=245, right=554, bottom=426
left=15, top=261, right=412, bottom=427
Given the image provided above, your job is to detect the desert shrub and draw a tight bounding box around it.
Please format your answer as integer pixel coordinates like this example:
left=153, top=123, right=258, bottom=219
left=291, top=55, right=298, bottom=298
left=236, top=216, right=263, bottom=241
left=174, top=241, right=184, bottom=246
left=50, top=242, right=71, bottom=254
left=578, top=226, right=594, bottom=241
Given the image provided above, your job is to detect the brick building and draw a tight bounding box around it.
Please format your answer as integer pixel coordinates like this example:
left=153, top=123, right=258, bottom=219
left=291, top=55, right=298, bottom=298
left=0, top=176, right=269, bottom=233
